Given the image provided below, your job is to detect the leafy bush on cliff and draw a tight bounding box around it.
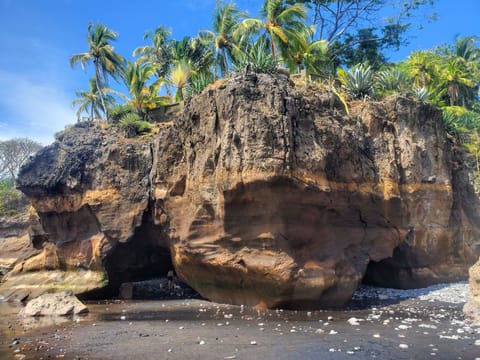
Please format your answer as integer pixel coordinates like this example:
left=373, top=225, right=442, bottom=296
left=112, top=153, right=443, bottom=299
left=118, top=113, right=152, bottom=138
left=109, top=104, right=136, bottom=124
left=338, top=64, right=375, bottom=100
left=233, top=38, right=277, bottom=75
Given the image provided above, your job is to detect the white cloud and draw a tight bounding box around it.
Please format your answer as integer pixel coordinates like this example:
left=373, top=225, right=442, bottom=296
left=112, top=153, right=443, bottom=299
left=0, top=70, right=75, bottom=145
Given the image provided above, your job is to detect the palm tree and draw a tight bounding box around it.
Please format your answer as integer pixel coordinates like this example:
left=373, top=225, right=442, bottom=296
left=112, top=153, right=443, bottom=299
left=438, top=58, right=476, bottom=106
left=171, top=37, right=214, bottom=75
left=170, top=60, right=192, bottom=101
left=454, top=36, right=480, bottom=64
left=198, top=2, right=246, bottom=76
left=237, top=0, right=307, bottom=61
left=404, top=50, right=438, bottom=88
left=167, top=37, right=215, bottom=99
left=282, top=26, right=330, bottom=76
left=70, top=22, right=125, bottom=119
left=133, top=26, right=173, bottom=79
left=122, top=61, right=171, bottom=117
left=71, top=78, right=117, bottom=122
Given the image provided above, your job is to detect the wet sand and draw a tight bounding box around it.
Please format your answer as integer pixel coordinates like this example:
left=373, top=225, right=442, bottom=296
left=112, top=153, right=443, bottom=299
left=2, top=283, right=480, bottom=359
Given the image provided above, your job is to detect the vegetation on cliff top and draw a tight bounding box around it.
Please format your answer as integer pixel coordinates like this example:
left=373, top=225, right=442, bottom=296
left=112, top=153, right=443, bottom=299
left=66, top=0, right=480, bottom=170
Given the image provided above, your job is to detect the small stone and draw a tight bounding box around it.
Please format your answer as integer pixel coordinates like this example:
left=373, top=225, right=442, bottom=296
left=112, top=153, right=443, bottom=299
left=120, top=316, right=126, bottom=321
left=199, top=340, right=206, bottom=345
left=399, top=344, right=409, bottom=349
left=168, top=349, right=173, bottom=353
left=474, top=339, right=480, bottom=346
left=373, top=333, right=381, bottom=338
left=347, top=317, right=360, bottom=326
left=250, top=341, right=257, bottom=345
left=329, top=330, right=338, bottom=335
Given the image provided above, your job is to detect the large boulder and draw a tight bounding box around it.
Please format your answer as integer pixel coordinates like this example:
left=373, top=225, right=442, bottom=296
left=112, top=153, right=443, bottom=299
left=151, top=73, right=480, bottom=307
left=4, top=73, right=480, bottom=309
left=19, top=290, right=88, bottom=317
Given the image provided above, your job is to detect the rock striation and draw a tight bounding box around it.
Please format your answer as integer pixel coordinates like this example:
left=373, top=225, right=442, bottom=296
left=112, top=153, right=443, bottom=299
left=4, top=73, right=480, bottom=309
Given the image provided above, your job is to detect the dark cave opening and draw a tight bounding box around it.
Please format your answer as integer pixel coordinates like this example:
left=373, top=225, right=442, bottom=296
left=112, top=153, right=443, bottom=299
left=81, top=208, right=175, bottom=299
left=362, top=242, right=418, bottom=289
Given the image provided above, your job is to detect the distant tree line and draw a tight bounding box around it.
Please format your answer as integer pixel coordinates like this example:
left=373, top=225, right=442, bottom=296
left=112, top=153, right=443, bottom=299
left=0, top=138, right=42, bottom=216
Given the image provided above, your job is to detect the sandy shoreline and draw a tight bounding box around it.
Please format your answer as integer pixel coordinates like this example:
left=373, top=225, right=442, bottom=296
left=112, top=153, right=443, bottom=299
left=1, top=282, right=479, bottom=359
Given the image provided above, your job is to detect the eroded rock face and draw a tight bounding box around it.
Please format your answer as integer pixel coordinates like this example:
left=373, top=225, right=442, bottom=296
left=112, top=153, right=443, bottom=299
left=148, top=73, right=480, bottom=308
left=7, top=73, right=480, bottom=308
left=0, top=211, right=38, bottom=278
left=464, top=258, right=480, bottom=323
left=12, top=123, right=172, bottom=297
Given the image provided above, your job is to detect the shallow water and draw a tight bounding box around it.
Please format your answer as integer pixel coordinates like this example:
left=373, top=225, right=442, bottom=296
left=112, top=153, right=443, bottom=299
left=1, top=283, right=480, bottom=359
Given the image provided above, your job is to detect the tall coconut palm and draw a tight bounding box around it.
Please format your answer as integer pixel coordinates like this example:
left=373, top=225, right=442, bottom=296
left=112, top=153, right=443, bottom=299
left=133, top=26, right=173, bottom=79
left=70, top=22, right=125, bottom=119
left=198, top=2, right=247, bottom=76
left=122, top=61, right=171, bottom=117
left=454, top=36, right=480, bottom=64
left=438, top=58, right=476, bottom=106
left=71, top=78, right=117, bottom=122
left=282, top=26, right=330, bottom=76
left=236, top=0, right=307, bottom=61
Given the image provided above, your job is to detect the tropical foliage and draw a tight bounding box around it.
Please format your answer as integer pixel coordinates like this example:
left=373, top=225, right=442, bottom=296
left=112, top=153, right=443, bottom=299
left=72, top=77, right=118, bottom=121
left=0, top=178, right=28, bottom=217
left=68, top=0, right=479, bottom=158
left=70, top=23, right=125, bottom=119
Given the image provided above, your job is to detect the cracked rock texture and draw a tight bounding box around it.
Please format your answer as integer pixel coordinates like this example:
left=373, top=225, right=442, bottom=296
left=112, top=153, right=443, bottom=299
left=4, top=73, right=480, bottom=308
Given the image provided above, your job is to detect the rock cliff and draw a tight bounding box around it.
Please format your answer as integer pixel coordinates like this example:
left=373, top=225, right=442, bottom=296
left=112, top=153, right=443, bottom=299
left=464, top=258, right=480, bottom=323
left=3, top=73, right=480, bottom=308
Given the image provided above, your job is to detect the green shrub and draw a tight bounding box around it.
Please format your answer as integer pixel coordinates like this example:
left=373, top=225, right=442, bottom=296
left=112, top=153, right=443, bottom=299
left=411, top=87, right=430, bottom=102
left=338, top=64, right=375, bottom=100
left=109, top=104, right=135, bottom=124
left=0, top=178, right=28, bottom=216
left=233, top=38, right=277, bottom=75
left=376, top=68, right=411, bottom=95
left=187, top=72, right=215, bottom=97
left=118, top=113, right=152, bottom=138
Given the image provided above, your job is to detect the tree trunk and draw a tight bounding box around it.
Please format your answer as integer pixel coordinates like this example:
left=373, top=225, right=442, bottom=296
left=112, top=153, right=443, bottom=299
left=94, top=59, right=108, bottom=120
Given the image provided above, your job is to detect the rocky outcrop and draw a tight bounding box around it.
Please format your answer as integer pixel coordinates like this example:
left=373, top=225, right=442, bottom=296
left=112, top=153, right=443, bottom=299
left=464, top=258, right=480, bottom=323
left=2, top=122, right=172, bottom=300
left=19, top=290, right=88, bottom=316
left=5, top=73, right=480, bottom=309
left=0, top=212, right=37, bottom=278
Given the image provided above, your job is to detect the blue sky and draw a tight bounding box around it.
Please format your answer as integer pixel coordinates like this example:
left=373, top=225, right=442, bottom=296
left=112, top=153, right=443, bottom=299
left=0, top=0, right=478, bottom=144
